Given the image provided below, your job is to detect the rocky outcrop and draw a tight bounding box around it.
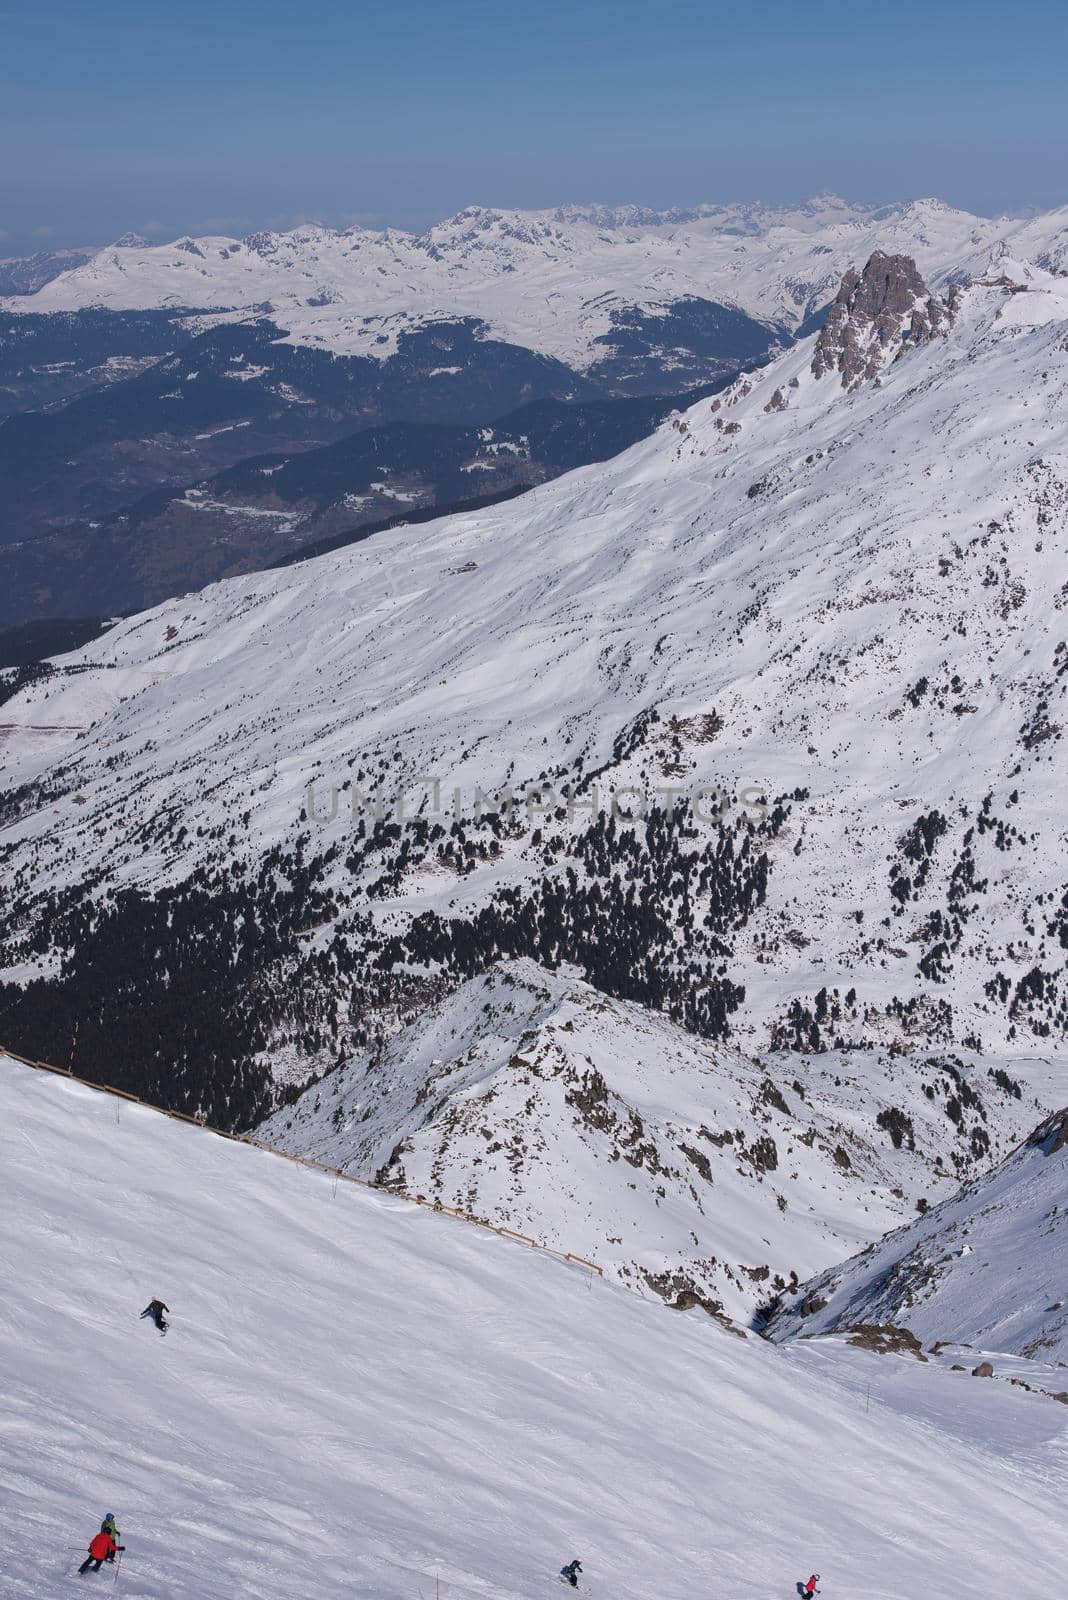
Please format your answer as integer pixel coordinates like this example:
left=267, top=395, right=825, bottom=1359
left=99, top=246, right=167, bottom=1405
left=812, top=251, right=957, bottom=389
left=1028, top=1107, right=1068, bottom=1155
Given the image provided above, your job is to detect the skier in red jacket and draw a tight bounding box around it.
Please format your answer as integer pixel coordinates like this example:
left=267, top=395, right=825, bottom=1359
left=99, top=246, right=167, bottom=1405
left=78, top=1530, right=124, bottom=1575
left=803, top=1576, right=820, bottom=1598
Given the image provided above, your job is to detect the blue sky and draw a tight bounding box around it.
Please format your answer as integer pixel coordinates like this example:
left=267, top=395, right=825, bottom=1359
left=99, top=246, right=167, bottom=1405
left=2, top=0, right=1066, bottom=252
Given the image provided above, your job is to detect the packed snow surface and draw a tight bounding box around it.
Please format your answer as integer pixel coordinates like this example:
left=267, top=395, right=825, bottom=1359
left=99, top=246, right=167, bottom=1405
left=2, top=1053, right=1067, bottom=1600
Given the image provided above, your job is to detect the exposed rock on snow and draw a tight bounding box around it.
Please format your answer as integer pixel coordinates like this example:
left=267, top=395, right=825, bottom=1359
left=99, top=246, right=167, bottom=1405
left=811, top=252, right=957, bottom=389
left=767, top=1106, right=1068, bottom=1361
left=259, top=959, right=1056, bottom=1328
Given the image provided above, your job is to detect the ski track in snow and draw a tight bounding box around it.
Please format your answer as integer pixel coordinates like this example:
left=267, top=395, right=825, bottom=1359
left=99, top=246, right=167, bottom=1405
left=1, top=1055, right=1066, bottom=1600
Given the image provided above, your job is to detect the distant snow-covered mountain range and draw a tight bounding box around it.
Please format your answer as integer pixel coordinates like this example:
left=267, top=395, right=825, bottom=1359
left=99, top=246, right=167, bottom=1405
left=3, top=193, right=1068, bottom=626
left=8, top=195, right=1068, bottom=364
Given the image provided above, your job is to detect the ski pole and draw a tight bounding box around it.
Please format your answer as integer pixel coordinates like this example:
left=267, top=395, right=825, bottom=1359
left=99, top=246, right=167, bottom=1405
left=112, top=1548, right=123, bottom=1590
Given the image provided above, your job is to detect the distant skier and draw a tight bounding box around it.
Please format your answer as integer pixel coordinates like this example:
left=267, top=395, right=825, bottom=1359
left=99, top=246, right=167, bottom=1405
left=99, top=1514, right=121, bottom=1559
left=140, top=1298, right=170, bottom=1334
left=800, top=1575, right=820, bottom=1598
left=78, top=1529, right=124, bottom=1575
left=560, top=1561, right=582, bottom=1588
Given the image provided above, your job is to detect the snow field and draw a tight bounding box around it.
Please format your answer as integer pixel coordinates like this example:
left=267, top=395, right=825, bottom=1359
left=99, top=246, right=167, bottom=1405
left=1, top=1056, right=1065, bottom=1600
left=8, top=200, right=1068, bottom=365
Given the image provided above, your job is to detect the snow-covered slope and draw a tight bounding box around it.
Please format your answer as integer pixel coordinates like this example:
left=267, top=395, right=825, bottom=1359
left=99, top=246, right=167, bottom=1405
left=3, top=253, right=1067, bottom=1065
left=259, top=958, right=1056, bottom=1328
left=9, top=196, right=1068, bottom=367
left=767, top=1106, right=1068, bottom=1361
left=3, top=1052, right=1067, bottom=1600
left=0, top=246, right=1066, bottom=1358
left=0, top=247, right=94, bottom=296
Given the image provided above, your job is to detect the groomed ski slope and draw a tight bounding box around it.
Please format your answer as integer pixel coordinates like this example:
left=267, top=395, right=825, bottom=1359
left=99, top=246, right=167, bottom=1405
left=1, top=1055, right=1065, bottom=1600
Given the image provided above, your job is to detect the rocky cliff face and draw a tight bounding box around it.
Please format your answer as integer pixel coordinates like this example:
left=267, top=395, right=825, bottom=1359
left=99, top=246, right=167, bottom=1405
left=812, top=251, right=958, bottom=389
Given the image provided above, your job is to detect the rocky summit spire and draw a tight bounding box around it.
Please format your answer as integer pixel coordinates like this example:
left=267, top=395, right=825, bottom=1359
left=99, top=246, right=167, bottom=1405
left=811, top=250, right=958, bottom=389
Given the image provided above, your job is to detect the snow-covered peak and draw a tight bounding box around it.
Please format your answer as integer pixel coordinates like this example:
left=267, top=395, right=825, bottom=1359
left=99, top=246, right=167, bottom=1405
left=7, top=195, right=1068, bottom=367
left=417, top=205, right=576, bottom=253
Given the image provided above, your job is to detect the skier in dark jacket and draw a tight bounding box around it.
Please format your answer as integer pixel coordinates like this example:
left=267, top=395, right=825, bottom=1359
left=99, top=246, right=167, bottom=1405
left=560, top=1561, right=582, bottom=1588
left=140, top=1298, right=170, bottom=1334
left=79, top=1530, right=124, bottom=1574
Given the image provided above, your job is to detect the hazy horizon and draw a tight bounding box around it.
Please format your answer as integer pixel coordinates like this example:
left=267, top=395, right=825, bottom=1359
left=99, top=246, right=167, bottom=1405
left=2, top=0, right=1066, bottom=258
left=3, top=189, right=1067, bottom=260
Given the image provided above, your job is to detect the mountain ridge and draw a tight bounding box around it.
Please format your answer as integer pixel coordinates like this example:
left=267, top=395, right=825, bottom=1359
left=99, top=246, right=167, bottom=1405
left=767, top=1104, right=1068, bottom=1362
left=259, top=956, right=1056, bottom=1329
left=9, top=196, right=1068, bottom=370
left=0, top=256, right=1065, bottom=1141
